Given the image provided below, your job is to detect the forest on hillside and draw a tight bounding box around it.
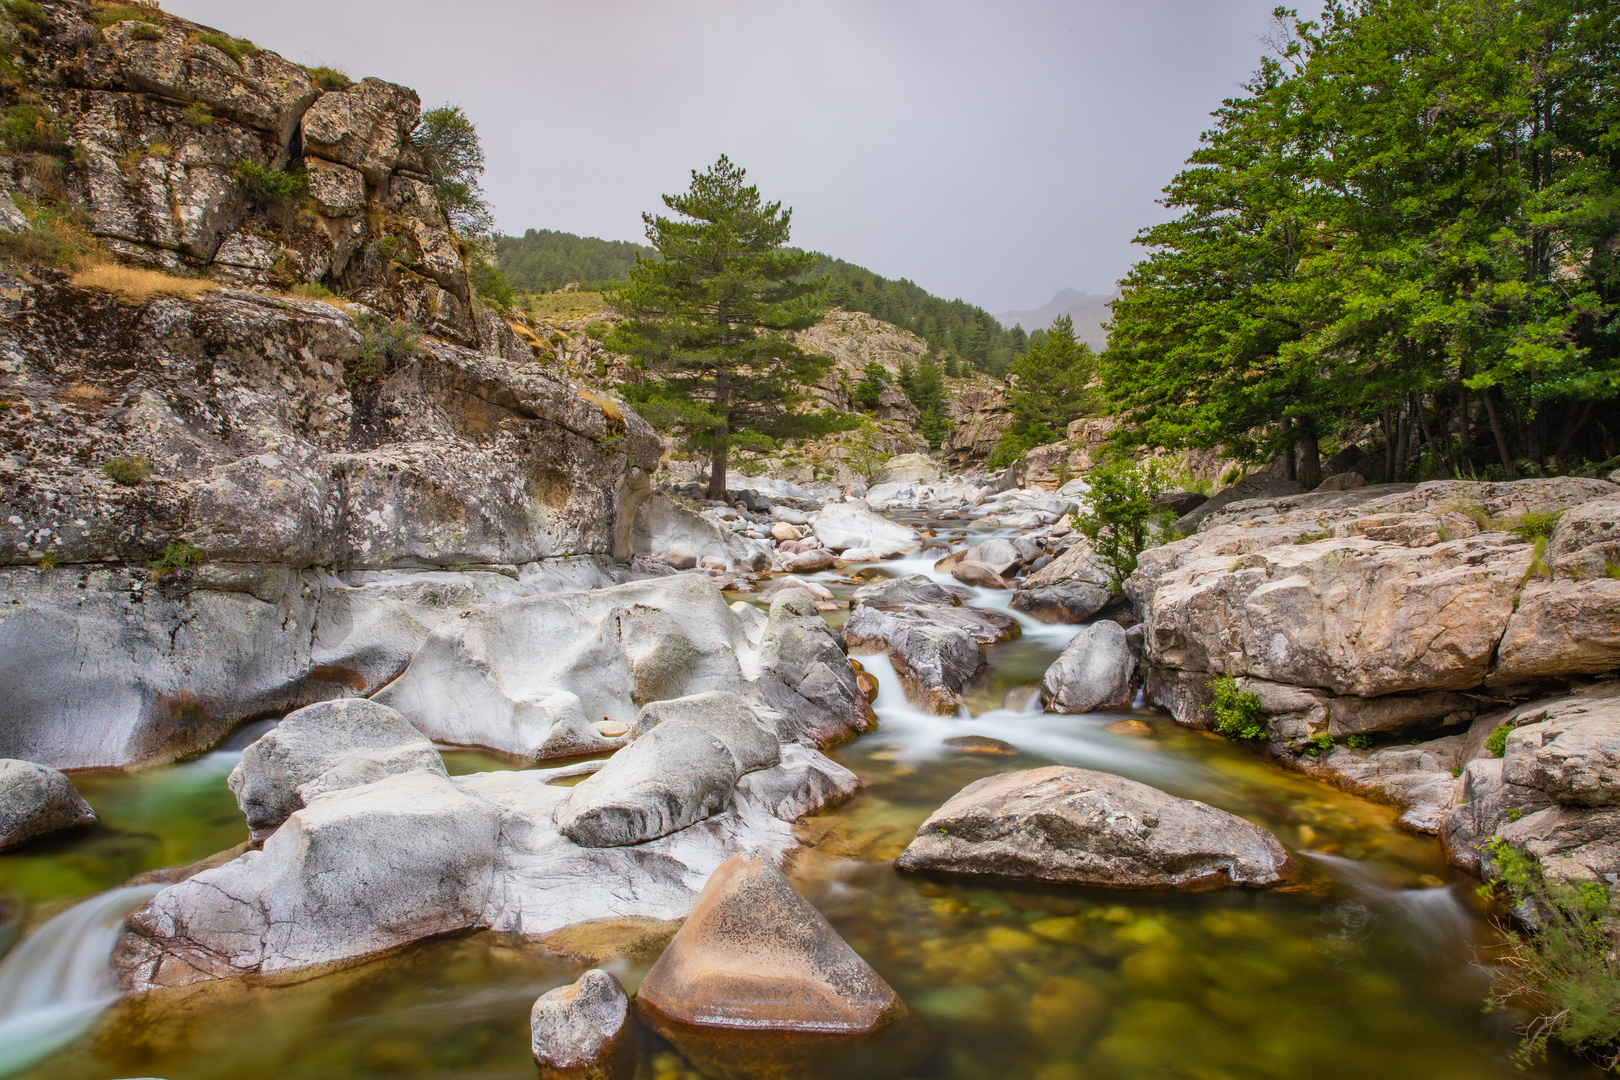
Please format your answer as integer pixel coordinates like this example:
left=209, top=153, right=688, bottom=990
left=1103, top=0, right=1620, bottom=486
left=495, top=230, right=1030, bottom=376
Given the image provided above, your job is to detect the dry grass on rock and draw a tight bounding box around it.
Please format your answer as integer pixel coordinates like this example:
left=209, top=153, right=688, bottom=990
left=70, top=264, right=220, bottom=305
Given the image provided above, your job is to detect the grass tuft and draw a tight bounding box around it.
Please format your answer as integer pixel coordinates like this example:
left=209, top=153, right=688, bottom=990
left=148, top=540, right=206, bottom=575
left=1481, top=839, right=1620, bottom=1070
left=71, top=264, right=219, bottom=304
left=189, top=30, right=255, bottom=62
left=101, top=455, right=151, bottom=485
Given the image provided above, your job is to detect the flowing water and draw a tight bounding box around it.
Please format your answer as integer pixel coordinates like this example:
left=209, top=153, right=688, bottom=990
left=0, top=511, right=1607, bottom=1079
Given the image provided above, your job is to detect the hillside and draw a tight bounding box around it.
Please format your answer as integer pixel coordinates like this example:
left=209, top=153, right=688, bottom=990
left=495, top=229, right=655, bottom=291
left=995, top=288, right=1115, bottom=349
left=493, top=228, right=1030, bottom=376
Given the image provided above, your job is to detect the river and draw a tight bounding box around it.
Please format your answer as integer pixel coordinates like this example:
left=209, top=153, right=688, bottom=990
left=0, top=511, right=1604, bottom=1079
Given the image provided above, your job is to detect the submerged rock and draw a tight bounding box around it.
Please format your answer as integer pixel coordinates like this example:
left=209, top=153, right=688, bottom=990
left=531, top=968, right=634, bottom=1078
left=636, top=853, right=904, bottom=1034
left=1040, top=621, right=1135, bottom=713
left=227, top=698, right=445, bottom=845
left=0, top=759, right=97, bottom=851
left=895, top=766, right=1292, bottom=889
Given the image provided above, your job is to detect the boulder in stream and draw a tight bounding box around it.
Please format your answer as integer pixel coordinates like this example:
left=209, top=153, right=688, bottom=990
left=531, top=968, right=635, bottom=1078
left=811, top=502, right=921, bottom=557
left=556, top=691, right=781, bottom=847
left=0, top=759, right=96, bottom=851
left=636, top=853, right=904, bottom=1033
left=227, top=698, right=446, bottom=844
left=896, top=766, right=1293, bottom=889
left=1040, top=621, right=1135, bottom=713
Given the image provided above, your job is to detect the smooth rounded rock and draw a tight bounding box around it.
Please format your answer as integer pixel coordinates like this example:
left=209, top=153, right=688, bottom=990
left=636, top=853, right=904, bottom=1033
left=951, top=561, right=1008, bottom=589
left=531, top=968, right=634, bottom=1077
left=227, top=698, right=446, bottom=844
left=0, top=759, right=96, bottom=851
left=1040, top=621, right=1134, bottom=713
left=895, top=766, right=1293, bottom=889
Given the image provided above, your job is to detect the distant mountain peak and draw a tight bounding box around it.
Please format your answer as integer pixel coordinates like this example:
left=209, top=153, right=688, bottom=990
left=994, top=288, right=1119, bottom=349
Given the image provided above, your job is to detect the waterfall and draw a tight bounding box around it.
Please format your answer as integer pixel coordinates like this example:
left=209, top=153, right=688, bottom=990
left=0, top=885, right=160, bottom=1077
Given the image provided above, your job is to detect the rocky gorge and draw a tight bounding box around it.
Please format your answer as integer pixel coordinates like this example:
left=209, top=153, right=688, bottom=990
left=2, top=3, right=1620, bottom=1079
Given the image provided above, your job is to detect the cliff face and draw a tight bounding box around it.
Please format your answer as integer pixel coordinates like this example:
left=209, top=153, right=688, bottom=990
left=0, top=270, right=662, bottom=769
left=2, top=0, right=480, bottom=343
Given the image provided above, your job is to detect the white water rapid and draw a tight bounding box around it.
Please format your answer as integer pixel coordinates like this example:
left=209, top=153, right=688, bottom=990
left=0, top=885, right=162, bottom=1077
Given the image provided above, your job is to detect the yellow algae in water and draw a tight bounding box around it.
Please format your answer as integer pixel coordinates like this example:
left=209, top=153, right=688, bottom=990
left=1197, top=910, right=1273, bottom=941
left=1028, top=916, right=1089, bottom=945
left=1205, top=954, right=1288, bottom=994
left=1100, top=905, right=1135, bottom=925
left=982, top=925, right=1040, bottom=955
left=913, top=984, right=996, bottom=1023
left=1033, top=1064, right=1086, bottom=1080
left=1113, top=914, right=1173, bottom=947
left=1203, top=987, right=1258, bottom=1025
left=1120, top=948, right=1196, bottom=993
left=1025, top=976, right=1109, bottom=1049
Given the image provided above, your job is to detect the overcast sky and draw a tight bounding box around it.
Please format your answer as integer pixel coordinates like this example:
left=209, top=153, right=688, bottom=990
left=164, top=0, right=1285, bottom=314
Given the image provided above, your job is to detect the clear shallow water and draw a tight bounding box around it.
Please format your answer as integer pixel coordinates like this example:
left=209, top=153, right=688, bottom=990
left=0, top=514, right=1607, bottom=1079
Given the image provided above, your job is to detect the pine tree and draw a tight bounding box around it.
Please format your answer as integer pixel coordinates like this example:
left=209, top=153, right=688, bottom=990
left=611, top=156, right=831, bottom=499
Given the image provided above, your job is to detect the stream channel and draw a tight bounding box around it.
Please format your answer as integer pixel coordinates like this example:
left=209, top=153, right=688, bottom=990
left=0, top=510, right=1606, bottom=1080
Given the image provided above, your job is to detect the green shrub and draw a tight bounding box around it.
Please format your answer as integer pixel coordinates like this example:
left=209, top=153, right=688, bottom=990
left=4, top=0, right=46, bottom=30
left=148, top=540, right=207, bottom=575
left=1486, top=723, right=1513, bottom=758
left=101, top=455, right=151, bottom=486
left=35, top=553, right=54, bottom=570
left=94, top=5, right=161, bottom=30
left=233, top=158, right=306, bottom=206
left=854, top=361, right=887, bottom=411
left=306, top=65, right=352, bottom=91
left=1504, top=509, right=1565, bottom=542
left=468, top=245, right=515, bottom=309
left=289, top=282, right=335, bottom=301
left=1451, top=764, right=1463, bottom=777
left=349, top=314, right=420, bottom=384
left=1481, top=839, right=1620, bottom=1070
left=0, top=103, right=67, bottom=152
left=182, top=101, right=213, bottom=127
left=1345, top=734, right=1373, bottom=750
left=1209, top=676, right=1266, bottom=741
left=1293, top=528, right=1332, bottom=544
left=191, top=31, right=255, bottom=62
left=1072, top=456, right=1177, bottom=590
left=1301, top=732, right=1334, bottom=756
left=0, top=198, right=100, bottom=268
left=129, top=21, right=162, bottom=40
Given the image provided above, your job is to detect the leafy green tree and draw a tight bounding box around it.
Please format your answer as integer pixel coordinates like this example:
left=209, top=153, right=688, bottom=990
left=1102, top=0, right=1620, bottom=484
left=414, top=105, right=493, bottom=237
left=413, top=105, right=515, bottom=308
left=1072, top=456, right=1176, bottom=590
left=898, top=357, right=951, bottom=449
left=989, top=314, right=1095, bottom=467
left=610, top=156, right=832, bottom=499
left=855, top=361, right=888, bottom=411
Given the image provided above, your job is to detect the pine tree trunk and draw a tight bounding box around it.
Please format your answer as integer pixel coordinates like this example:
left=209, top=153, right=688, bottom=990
left=1383, top=405, right=1397, bottom=483
left=1279, top=415, right=1296, bottom=481
left=1299, top=420, right=1321, bottom=489
left=707, top=374, right=731, bottom=501
left=1554, top=400, right=1595, bottom=470
left=1483, top=391, right=1514, bottom=477
left=1393, top=404, right=1410, bottom=481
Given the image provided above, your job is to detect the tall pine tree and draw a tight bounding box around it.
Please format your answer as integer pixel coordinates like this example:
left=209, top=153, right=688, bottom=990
left=611, top=157, right=831, bottom=499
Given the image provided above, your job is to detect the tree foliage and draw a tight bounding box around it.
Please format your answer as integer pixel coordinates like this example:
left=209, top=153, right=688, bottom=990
left=990, top=314, right=1096, bottom=466
left=610, top=156, right=833, bottom=498
left=1072, top=456, right=1176, bottom=590
left=898, top=356, right=951, bottom=449
left=413, top=105, right=493, bottom=238
left=1103, top=0, right=1620, bottom=483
